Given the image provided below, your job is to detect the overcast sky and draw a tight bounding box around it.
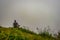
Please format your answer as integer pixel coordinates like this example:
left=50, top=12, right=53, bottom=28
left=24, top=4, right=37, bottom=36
left=0, top=0, right=60, bottom=34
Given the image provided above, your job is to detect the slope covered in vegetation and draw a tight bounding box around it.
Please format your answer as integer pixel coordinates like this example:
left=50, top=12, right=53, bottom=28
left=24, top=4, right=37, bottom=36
left=0, top=27, right=56, bottom=40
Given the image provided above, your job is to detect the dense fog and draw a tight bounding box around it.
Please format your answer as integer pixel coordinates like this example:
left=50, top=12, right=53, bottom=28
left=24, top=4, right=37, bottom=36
left=0, top=0, right=60, bottom=34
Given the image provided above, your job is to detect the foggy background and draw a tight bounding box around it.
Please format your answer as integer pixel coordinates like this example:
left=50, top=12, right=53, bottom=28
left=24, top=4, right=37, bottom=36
left=0, top=0, right=60, bottom=34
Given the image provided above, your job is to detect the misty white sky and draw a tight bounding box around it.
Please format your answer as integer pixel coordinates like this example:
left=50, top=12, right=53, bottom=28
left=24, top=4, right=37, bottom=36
left=0, top=0, right=60, bottom=34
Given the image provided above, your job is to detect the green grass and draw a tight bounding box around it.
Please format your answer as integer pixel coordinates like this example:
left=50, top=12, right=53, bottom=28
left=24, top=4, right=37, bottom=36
left=0, top=27, right=56, bottom=40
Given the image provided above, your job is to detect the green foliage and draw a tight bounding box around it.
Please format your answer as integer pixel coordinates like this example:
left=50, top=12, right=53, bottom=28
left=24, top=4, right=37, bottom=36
left=8, top=34, right=24, bottom=40
left=0, top=28, right=55, bottom=40
left=39, top=31, right=52, bottom=38
left=18, top=28, right=37, bottom=35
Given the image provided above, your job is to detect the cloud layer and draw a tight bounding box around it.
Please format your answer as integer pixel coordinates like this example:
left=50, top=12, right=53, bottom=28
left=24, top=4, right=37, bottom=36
left=0, top=0, right=60, bottom=34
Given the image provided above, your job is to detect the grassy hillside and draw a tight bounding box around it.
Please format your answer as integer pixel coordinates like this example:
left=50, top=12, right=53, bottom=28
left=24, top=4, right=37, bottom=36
left=0, top=27, right=56, bottom=40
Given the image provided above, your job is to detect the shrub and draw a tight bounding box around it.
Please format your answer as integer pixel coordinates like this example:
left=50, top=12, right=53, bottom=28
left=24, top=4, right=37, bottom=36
left=39, top=31, right=52, bottom=38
